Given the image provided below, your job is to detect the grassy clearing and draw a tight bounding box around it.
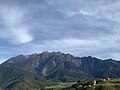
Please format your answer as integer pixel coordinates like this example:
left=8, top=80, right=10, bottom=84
left=85, top=78, right=120, bottom=90
left=45, top=82, right=74, bottom=89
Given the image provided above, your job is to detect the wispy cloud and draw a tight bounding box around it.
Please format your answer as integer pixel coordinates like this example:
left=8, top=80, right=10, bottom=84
left=0, top=6, right=33, bottom=44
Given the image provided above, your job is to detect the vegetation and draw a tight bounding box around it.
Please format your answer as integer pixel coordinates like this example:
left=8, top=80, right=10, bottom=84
left=67, top=78, right=120, bottom=90
left=18, top=78, right=120, bottom=90
left=44, top=82, right=74, bottom=90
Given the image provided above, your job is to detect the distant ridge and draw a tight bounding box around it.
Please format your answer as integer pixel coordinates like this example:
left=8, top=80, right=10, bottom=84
left=0, top=51, right=120, bottom=90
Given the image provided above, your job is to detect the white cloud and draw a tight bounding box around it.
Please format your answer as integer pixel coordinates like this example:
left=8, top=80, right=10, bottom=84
left=59, top=9, right=98, bottom=18
left=0, top=6, right=33, bottom=44
left=43, top=38, right=99, bottom=48
left=9, top=28, right=33, bottom=44
left=34, top=38, right=101, bottom=54
left=80, top=10, right=98, bottom=16
left=1, top=7, right=23, bottom=27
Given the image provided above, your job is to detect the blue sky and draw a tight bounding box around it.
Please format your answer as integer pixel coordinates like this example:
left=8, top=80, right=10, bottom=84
left=0, top=0, right=120, bottom=63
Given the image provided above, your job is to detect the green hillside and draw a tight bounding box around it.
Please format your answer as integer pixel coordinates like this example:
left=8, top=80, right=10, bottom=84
left=32, top=78, right=120, bottom=90
left=68, top=78, right=120, bottom=90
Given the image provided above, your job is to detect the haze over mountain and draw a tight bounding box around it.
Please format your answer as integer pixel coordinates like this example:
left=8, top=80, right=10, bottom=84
left=0, top=52, right=120, bottom=90
left=1, top=0, right=120, bottom=63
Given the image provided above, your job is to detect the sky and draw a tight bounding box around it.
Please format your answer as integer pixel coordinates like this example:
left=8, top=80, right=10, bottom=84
left=1, top=0, right=120, bottom=63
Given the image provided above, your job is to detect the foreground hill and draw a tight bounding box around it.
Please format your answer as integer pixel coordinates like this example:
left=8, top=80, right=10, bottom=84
left=0, top=51, right=120, bottom=90
left=68, top=78, right=120, bottom=90
left=43, top=78, right=120, bottom=90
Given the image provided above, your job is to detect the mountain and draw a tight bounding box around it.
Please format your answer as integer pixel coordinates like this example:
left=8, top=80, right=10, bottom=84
left=80, top=57, right=120, bottom=78
left=0, top=51, right=120, bottom=90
